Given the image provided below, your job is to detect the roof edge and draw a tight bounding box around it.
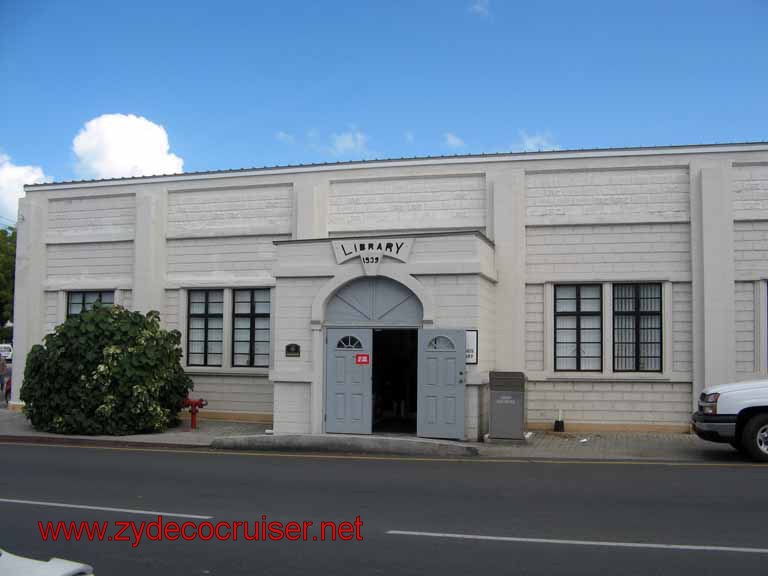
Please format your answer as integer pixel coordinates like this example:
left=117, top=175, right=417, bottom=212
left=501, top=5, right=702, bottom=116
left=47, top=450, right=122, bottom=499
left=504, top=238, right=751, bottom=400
left=25, top=141, right=768, bottom=192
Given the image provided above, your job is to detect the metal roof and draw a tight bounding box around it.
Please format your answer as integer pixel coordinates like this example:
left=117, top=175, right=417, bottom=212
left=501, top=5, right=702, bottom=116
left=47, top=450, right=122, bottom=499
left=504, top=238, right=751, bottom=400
left=25, top=140, right=768, bottom=190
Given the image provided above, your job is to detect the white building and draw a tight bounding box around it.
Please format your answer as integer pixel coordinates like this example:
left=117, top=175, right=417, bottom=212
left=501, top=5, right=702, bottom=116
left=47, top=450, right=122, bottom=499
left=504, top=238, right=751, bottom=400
left=12, top=142, right=768, bottom=440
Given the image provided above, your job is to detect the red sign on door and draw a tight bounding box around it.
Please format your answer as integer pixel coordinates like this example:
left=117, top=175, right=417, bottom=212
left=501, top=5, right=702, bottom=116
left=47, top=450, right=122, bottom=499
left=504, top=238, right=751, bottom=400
left=355, top=353, right=370, bottom=365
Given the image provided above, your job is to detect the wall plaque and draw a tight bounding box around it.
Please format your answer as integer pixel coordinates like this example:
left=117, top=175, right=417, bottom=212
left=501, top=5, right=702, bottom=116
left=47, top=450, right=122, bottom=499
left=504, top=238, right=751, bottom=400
left=285, top=343, right=301, bottom=358
left=466, top=330, right=478, bottom=365
left=332, top=237, right=413, bottom=275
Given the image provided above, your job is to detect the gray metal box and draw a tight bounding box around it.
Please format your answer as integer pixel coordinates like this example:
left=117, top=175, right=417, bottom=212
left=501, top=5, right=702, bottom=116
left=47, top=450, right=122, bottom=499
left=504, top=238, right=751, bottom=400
left=489, top=371, right=527, bottom=440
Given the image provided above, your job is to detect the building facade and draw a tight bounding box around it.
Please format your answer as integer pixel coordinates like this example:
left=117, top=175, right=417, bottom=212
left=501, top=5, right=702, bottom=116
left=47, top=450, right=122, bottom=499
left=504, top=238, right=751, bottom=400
left=12, top=143, right=768, bottom=440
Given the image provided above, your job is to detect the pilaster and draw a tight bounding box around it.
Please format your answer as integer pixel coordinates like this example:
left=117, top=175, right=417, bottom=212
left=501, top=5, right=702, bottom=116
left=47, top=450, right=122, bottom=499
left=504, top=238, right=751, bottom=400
left=690, top=159, right=735, bottom=404
left=11, top=194, right=47, bottom=405
left=132, top=187, right=167, bottom=313
left=293, top=175, right=328, bottom=240
left=488, top=167, right=526, bottom=371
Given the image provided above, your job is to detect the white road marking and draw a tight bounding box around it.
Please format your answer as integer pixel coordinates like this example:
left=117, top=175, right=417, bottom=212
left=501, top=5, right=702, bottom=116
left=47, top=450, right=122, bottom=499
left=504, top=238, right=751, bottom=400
left=0, top=498, right=212, bottom=519
left=386, top=530, right=768, bottom=554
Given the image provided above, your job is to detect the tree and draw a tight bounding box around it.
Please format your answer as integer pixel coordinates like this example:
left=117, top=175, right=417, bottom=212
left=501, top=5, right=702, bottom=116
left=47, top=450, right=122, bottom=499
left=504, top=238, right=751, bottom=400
left=21, top=305, right=193, bottom=435
left=0, top=227, right=15, bottom=343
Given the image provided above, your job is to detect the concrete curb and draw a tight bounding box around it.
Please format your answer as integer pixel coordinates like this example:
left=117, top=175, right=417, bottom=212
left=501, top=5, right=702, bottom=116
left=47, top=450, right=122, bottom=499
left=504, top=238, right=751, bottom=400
left=0, top=434, right=208, bottom=450
left=211, top=434, right=480, bottom=457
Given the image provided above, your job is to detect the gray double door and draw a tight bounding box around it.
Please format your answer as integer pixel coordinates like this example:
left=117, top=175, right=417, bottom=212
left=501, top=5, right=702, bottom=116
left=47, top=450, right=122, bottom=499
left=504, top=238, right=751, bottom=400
left=325, top=327, right=465, bottom=440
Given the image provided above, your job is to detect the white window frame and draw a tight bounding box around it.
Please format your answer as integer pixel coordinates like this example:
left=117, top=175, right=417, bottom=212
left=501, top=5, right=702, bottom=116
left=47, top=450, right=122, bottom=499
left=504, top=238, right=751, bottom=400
left=65, top=289, right=116, bottom=317
left=178, top=286, right=273, bottom=375
left=543, top=281, right=674, bottom=381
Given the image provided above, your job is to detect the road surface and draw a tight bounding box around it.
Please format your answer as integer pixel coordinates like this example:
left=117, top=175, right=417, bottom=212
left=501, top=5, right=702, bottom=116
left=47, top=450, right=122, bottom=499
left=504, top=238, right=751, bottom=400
left=0, top=442, right=765, bottom=575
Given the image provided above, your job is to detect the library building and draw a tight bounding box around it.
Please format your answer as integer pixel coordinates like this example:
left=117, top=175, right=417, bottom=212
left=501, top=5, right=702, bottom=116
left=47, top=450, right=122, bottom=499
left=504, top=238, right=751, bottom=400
left=12, top=142, right=768, bottom=440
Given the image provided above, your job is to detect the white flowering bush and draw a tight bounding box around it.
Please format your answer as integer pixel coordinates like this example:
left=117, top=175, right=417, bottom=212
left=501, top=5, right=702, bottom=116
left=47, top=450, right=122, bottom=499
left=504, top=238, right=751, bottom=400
left=22, top=306, right=192, bottom=435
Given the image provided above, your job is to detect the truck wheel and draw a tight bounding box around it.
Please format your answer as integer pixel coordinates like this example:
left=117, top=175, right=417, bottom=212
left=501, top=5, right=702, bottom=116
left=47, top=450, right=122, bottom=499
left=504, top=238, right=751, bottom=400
left=740, top=414, right=768, bottom=462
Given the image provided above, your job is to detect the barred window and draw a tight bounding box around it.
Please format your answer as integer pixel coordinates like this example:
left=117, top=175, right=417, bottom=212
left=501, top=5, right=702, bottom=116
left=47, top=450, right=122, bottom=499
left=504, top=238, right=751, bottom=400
left=613, top=283, right=662, bottom=372
left=232, top=289, right=271, bottom=367
left=67, top=291, right=114, bottom=317
left=187, top=290, right=224, bottom=366
left=554, top=285, right=602, bottom=371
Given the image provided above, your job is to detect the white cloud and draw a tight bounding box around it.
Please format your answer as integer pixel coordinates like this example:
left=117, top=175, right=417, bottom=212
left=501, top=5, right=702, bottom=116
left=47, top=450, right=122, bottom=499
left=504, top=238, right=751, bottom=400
left=469, top=0, right=490, bottom=16
left=275, top=131, right=295, bottom=144
left=0, top=153, right=49, bottom=220
left=443, top=132, right=465, bottom=149
left=516, top=130, right=560, bottom=152
left=328, top=129, right=369, bottom=157
left=404, top=131, right=415, bottom=143
left=73, top=113, right=183, bottom=179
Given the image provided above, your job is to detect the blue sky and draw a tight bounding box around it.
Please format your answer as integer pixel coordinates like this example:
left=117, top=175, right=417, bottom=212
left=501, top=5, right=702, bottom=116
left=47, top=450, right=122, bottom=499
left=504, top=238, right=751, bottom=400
left=0, top=0, right=766, bottom=220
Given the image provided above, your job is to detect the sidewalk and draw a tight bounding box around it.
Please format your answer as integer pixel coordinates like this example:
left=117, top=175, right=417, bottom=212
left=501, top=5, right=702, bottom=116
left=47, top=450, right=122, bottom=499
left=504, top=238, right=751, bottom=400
left=0, top=406, right=268, bottom=448
left=0, top=406, right=742, bottom=462
left=478, top=431, right=739, bottom=462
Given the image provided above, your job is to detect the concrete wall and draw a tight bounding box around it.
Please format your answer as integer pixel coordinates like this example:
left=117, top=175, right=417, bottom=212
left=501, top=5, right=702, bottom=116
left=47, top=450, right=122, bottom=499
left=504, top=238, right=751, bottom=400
left=273, top=278, right=328, bottom=375
left=524, top=284, right=545, bottom=372
left=328, top=174, right=486, bottom=233
left=43, top=291, right=58, bottom=335
left=119, top=289, right=133, bottom=310
left=735, top=281, right=756, bottom=375
left=671, top=283, right=694, bottom=374
left=188, top=373, right=273, bottom=415
left=526, top=223, right=691, bottom=281
left=46, top=242, right=134, bottom=282
left=733, top=164, right=768, bottom=220
left=522, top=162, right=699, bottom=429
left=167, top=184, right=293, bottom=237
left=522, top=280, right=694, bottom=428
left=162, top=290, right=180, bottom=331
left=47, top=193, right=135, bottom=239
left=526, top=167, right=690, bottom=224
left=731, top=163, right=768, bottom=381
left=166, top=236, right=283, bottom=280
left=734, top=221, right=768, bottom=279
left=527, top=381, right=692, bottom=427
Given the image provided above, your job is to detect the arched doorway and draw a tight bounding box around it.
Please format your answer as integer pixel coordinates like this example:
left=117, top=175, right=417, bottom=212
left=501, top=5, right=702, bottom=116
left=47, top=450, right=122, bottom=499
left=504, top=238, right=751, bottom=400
left=325, top=276, right=422, bottom=434
left=323, top=276, right=467, bottom=440
left=325, top=276, right=423, bottom=327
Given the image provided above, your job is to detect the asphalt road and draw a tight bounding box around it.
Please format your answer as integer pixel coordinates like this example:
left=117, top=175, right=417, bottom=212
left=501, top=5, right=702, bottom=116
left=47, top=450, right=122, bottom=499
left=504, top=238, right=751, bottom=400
left=0, top=443, right=766, bottom=575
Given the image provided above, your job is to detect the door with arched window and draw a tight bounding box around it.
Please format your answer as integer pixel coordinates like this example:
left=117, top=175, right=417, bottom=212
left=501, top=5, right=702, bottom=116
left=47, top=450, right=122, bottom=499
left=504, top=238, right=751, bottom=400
left=417, top=330, right=466, bottom=440
left=325, top=328, right=373, bottom=434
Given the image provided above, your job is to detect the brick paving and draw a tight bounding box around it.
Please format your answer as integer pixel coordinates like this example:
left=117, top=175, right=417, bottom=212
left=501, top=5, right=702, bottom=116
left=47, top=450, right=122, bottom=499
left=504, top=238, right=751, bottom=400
left=478, top=430, right=739, bottom=462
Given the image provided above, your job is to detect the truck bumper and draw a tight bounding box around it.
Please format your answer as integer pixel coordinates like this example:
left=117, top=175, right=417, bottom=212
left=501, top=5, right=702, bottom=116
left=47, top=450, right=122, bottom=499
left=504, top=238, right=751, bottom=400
left=691, top=412, right=737, bottom=443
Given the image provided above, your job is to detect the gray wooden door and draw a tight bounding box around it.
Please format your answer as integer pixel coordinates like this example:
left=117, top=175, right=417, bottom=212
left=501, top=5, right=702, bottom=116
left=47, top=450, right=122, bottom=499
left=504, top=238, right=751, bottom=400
left=325, top=328, right=373, bottom=434
left=417, top=329, right=466, bottom=440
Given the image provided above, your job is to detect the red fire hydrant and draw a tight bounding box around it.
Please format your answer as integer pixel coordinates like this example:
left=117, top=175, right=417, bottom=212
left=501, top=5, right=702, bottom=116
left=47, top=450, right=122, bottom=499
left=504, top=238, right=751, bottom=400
left=182, top=397, right=207, bottom=430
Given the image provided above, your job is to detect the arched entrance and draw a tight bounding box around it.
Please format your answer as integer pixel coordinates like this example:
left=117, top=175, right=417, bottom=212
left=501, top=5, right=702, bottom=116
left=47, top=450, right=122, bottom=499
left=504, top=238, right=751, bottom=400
left=325, top=276, right=422, bottom=434
left=325, top=276, right=423, bottom=327
left=324, top=276, right=466, bottom=439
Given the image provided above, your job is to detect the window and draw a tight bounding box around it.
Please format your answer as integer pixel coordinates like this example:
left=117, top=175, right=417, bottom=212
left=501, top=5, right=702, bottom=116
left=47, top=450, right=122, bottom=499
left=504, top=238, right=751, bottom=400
left=232, top=289, right=271, bottom=367
left=554, top=285, right=602, bottom=371
left=67, top=291, right=114, bottom=316
left=427, top=336, right=455, bottom=351
left=613, top=283, right=662, bottom=372
left=336, top=336, right=363, bottom=350
left=187, top=290, right=223, bottom=366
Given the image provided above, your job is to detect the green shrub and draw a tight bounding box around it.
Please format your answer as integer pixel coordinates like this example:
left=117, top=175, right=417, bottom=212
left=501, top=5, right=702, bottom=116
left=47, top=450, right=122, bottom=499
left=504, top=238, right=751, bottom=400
left=21, top=305, right=193, bottom=435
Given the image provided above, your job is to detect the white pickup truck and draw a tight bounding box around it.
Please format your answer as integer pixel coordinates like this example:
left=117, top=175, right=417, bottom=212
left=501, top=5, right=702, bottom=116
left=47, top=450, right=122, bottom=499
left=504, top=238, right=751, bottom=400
left=692, top=378, right=768, bottom=462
